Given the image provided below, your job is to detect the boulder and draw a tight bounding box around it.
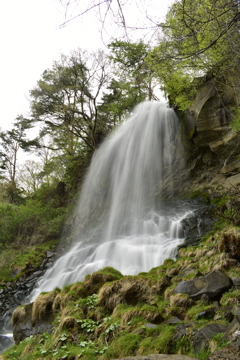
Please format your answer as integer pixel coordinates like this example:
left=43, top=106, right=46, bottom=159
left=232, top=306, right=240, bottom=322
left=12, top=291, right=57, bottom=344
left=12, top=303, right=34, bottom=344
left=207, top=339, right=240, bottom=360
left=112, top=355, right=198, bottom=360
left=223, top=318, right=240, bottom=342
left=174, top=270, right=232, bottom=300
left=192, top=323, right=227, bottom=353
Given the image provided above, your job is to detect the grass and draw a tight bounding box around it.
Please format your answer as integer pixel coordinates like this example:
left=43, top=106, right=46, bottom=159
left=0, top=240, right=57, bottom=284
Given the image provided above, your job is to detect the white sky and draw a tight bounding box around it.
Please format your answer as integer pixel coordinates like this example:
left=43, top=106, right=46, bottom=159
left=0, top=0, right=174, bottom=132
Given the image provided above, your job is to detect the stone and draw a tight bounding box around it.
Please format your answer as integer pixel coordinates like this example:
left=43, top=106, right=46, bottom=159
left=207, top=338, right=240, bottom=360
left=132, top=328, right=144, bottom=335
left=173, top=324, right=187, bottom=341
left=196, top=309, right=215, bottom=320
left=220, top=160, right=240, bottom=174
left=232, top=306, right=240, bottom=322
left=47, top=251, right=55, bottom=258
left=192, top=323, right=227, bottom=353
left=223, top=318, right=240, bottom=342
left=165, top=317, right=181, bottom=325
left=144, top=323, right=158, bottom=329
left=225, top=174, right=240, bottom=188
left=190, top=80, right=216, bottom=120
left=209, top=129, right=238, bottom=154
left=232, top=277, right=240, bottom=287
left=174, top=270, right=232, bottom=300
left=0, top=335, right=13, bottom=353
left=219, top=228, right=240, bottom=260
left=112, top=355, right=199, bottom=360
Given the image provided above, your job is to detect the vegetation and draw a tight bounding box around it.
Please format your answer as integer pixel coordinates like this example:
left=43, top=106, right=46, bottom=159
left=3, top=218, right=240, bottom=360
left=0, top=1, right=240, bottom=359
left=147, top=0, right=240, bottom=110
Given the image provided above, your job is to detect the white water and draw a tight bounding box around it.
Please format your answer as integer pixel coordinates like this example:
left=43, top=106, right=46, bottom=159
left=31, top=101, right=194, bottom=299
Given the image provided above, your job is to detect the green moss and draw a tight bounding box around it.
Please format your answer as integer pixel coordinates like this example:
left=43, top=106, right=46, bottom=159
left=220, top=288, right=240, bottom=306
left=0, top=240, right=57, bottom=284
left=97, top=267, right=123, bottom=280
left=186, top=303, right=216, bottom=321
left=103, top=333, right=141, bottom=359
left=139, top=324, right=176, bottom=354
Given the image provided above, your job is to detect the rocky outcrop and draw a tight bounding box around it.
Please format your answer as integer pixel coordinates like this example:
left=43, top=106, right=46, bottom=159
left=0, top=251, right=56, bottom=353
left=174, top=270, right=232, bottom=300
left=187, top=80, right=238, bottom=156
left=207, top=339, right=240, bottom=360
left=219, top=228, right=240, bottom=258
left=192, top=323, right=228, bottom=352
left=12, top=291, right=58, bottom=344
left=0, top=336, right=12, bottom=354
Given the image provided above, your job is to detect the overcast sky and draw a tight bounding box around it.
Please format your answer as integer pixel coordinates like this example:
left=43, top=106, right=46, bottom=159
left=0, top=0, right=174, bottom=132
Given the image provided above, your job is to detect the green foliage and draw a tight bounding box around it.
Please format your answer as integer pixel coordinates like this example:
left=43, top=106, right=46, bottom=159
left=147, top=0, right=240, bottom=109
left=30, top=49, right=112, bottom=153
left=99, top=40, right=157, bottom=126
left=0, top=196, right=66, bottom=248
left=85, top=294, right=98, bottom=309
left=77, top=318, right=99, bottom=333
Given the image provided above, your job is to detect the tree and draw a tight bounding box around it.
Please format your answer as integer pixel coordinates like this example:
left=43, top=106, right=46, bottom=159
left=146, top=0, right=240, bottom=109
left=30, top=49, right=111, bottom=154
left=18, top=160, right=43, bottom=195
left=98, top=40, right=159, bottom=126
left=0, top=115, right=34, bottom=203
left=59, top=0, right=164, bottom=40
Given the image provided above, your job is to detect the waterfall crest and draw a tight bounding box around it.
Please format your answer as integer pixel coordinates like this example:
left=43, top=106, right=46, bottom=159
left=31, top=101, right=192, bottom=299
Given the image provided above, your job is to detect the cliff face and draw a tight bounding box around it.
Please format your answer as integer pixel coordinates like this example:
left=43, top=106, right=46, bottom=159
left=179, top=80, right=240, bottom=195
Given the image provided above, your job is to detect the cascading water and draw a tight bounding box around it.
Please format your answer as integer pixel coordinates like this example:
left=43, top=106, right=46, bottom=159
left=30, top=101, right=198, bottom=300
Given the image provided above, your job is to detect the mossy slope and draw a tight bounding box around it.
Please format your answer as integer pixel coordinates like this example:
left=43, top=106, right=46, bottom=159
left=3, top=222, right=240, bottom=360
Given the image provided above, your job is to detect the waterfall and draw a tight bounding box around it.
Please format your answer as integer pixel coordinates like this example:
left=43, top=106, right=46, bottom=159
left=30, top=101, right=195, bottom=299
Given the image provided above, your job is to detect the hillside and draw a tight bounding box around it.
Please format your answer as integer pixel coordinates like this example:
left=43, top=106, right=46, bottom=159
left=1, top=77, right=240, bottom=360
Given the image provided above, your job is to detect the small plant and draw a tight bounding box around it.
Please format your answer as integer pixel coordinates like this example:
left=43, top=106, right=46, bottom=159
left=105, top=322, right=119, bottom=334
left=86, top=293, right=98, bottom=309
left=77, top=318, right=99, bottom=332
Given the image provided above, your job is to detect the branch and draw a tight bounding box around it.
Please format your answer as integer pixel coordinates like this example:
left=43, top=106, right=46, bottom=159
left=59, top=0, right=111, bottom=28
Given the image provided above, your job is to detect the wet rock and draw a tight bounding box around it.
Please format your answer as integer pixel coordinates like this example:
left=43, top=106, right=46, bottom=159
left=47, top=251, right=55, bottom=258
left=174, top=270, right=232, bottom=300
left=0, top=251, right=57, bottom=347
left=192, top=323, right=227, bottom=353
left=12, top=297, right=55, bottom=345
left=0, top=335, right=13, bottom=353
left=12, top=303, right=34, bottom=344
